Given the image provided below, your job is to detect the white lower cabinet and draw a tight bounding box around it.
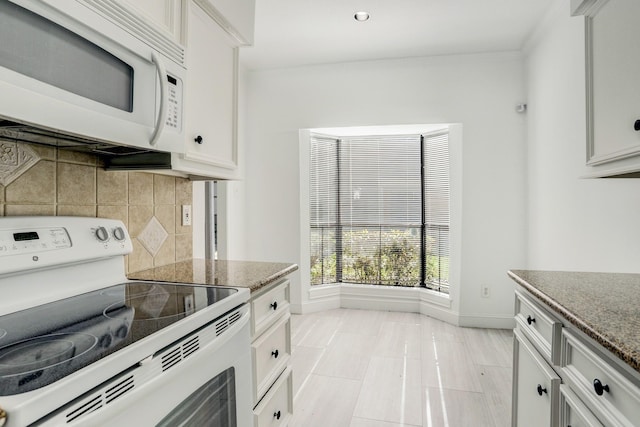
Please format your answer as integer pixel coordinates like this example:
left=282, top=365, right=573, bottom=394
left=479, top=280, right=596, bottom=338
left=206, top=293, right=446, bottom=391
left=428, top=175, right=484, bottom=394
left=250, top=279, right=292, bottom=426
left=560, top=385, right=604, bottom=427
left=561, top=330, right=640, bottom=427
left=513, top=328, right=561, bottom=426
left=512, top=287, right=640, bottom=427
left=252, top=313, right=291, bottom=403
left=253, top=367, right=293, bottom=427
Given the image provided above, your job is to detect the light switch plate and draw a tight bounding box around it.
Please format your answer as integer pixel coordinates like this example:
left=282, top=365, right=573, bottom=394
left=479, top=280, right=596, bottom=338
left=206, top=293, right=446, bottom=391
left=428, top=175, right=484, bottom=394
left=182, top=205, right=192, bottom=226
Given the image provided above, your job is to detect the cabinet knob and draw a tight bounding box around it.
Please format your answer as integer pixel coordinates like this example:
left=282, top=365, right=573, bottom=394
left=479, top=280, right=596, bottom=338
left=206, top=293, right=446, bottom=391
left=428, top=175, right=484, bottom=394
left=273, top=410, right=281, bottom=420
left=271, top=349, right=279, bottom=358
left=536, top=384, right=547, bottom=396
left=593, top=378, right=610, bottom=396
left=526, top=315, right=536, bottom=325
left=194, top=135, right=203, bottom=144
left=634, top=120, right=640, bottom=131
left=270, top=301, right=278, bottom=311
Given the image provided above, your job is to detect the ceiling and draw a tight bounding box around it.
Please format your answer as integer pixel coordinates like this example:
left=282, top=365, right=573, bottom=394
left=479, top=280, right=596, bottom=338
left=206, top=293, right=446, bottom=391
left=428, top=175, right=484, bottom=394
left=239, top=0, right=556, bottom=70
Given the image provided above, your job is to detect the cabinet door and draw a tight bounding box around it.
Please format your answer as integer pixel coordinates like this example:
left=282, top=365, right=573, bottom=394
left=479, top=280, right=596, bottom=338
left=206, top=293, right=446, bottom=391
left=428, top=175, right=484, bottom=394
left=253, top=367, right=293, bottom=427
left=513, top=329, right=561, bottom=427
left=120, top=0, right=184, bottom=42
left=560, top=385, right=604, bottom=427
left=575, top=0, right=640, bottom=176
left=173, top=1, right=239, bottom=179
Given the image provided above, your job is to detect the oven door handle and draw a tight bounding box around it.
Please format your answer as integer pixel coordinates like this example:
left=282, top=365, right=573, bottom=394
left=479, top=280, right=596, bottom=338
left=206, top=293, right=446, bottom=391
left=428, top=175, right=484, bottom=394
left=149, top=52, right=168, bottom=147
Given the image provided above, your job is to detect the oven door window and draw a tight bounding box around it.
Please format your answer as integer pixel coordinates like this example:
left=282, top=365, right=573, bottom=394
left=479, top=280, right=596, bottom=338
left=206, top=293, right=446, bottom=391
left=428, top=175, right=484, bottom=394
left=157, top=367, right=237, bottom=427
left=0, top=1, right=134, bottom=112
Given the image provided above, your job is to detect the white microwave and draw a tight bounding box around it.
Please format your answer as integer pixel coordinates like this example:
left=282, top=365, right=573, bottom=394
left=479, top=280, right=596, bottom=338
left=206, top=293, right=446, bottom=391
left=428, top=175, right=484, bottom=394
left=0, top=0, right=186, bottom=154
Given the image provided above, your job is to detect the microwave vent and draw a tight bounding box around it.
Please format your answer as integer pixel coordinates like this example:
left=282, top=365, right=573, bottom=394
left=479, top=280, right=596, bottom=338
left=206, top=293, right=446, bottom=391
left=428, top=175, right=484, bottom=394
left=0, top=120, right=173, bottom=170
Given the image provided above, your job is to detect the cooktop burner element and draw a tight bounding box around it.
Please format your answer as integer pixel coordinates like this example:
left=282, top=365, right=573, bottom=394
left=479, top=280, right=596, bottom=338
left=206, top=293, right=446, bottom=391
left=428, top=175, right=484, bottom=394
left=0, top=333, right=99, bottom=394
left=0, top=281, right=237, bottom=396
left=0, top=334, right=89, bottom=369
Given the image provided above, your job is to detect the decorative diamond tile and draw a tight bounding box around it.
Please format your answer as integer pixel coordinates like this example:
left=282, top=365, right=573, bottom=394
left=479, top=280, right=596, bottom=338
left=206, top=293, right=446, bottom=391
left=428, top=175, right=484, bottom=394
left=138, top=216, right=168, bottom=257
left=0, top=141, right=40, bottom=186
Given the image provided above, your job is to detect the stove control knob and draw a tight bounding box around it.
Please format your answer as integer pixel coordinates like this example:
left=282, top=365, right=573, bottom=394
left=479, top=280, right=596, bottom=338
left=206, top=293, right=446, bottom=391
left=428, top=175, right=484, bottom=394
left=95, top=226, right=109, bottom=242
left=113, top=227, right=126, bottom=241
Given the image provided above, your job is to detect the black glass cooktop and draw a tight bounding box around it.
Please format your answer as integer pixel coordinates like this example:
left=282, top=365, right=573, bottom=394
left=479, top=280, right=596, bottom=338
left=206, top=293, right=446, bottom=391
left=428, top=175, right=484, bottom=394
left=0, top=281, right=236, bottom=396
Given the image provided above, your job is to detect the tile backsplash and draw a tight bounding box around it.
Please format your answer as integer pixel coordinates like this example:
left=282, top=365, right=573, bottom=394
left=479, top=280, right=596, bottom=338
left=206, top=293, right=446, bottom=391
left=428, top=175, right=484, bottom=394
left=0, top=141, right=193, bottom=273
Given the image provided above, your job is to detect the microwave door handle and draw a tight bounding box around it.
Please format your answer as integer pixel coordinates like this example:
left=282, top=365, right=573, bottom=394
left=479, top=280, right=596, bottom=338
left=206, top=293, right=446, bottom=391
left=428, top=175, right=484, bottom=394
left=149, top=52, right=168, bottom=147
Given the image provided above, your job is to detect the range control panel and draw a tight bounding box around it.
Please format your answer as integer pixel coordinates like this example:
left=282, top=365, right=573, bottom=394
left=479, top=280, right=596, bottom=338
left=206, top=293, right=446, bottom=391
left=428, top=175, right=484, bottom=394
left=0, top=217, right=133, bottom=276
left=0, top=227, right=71, bottom=256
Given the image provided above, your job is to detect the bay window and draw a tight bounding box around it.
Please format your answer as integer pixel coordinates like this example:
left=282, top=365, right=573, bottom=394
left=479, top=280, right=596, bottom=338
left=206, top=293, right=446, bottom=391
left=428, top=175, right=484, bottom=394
left=310, top=131, right=450, bottom=292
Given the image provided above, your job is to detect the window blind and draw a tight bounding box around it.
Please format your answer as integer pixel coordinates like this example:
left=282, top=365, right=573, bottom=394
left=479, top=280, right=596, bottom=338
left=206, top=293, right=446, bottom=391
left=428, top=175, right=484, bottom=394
left=309, top=136, right=338, bottom=284
left=339, top=136, right=421, bottom=226
left=423, top=132, right=450, bottom=291
left=310, top=136, right=338, bottom=227
left=339, top=135, right=422, bottom=285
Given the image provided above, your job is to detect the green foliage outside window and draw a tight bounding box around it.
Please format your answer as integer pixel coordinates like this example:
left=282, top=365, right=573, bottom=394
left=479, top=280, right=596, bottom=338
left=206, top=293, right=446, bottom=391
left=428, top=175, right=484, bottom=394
left=310, top=228, right=449, bottom=288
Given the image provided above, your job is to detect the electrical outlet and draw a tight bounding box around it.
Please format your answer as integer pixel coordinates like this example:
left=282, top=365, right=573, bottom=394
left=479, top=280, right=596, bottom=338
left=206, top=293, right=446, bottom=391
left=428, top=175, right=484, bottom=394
left=182, top=205, right=192, bottom=226
left=481, top=285, right=490, bottom=298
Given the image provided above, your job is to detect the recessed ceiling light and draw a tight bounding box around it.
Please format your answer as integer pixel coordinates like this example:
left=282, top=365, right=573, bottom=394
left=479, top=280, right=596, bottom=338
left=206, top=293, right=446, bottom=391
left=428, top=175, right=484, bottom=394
left=354, top=11, right=370, bottom=22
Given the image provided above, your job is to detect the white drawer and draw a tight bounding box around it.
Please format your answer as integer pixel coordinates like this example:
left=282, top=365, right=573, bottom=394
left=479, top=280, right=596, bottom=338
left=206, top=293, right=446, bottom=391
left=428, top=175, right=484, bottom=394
left=561, top=329, right=640, bottom=427
left=515, top=289, right=563, bottom=364
left=254, top=367, right=293, bottom=427
left=513, top=328, right=561, bottom=427
left=252, top=312, right=291, bottom=404
left=251, top=279, right=290, bottom=338
left=560, top=384, right=604, bottom=427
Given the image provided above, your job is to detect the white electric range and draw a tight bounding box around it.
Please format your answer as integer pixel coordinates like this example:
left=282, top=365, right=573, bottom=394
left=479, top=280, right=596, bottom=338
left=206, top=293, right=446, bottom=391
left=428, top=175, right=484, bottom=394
left=0, top=216, right=252, bottom=427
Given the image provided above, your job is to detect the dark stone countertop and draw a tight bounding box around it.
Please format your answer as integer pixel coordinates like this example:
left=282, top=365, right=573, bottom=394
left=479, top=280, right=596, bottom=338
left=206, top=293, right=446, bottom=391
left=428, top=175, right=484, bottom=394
left=508, top=269, right=640, bottom=375
left=129, top=259, right=298, bottom=294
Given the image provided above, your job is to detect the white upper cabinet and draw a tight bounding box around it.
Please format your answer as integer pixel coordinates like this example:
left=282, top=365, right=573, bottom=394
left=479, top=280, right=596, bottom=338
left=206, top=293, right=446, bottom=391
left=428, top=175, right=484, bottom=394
left=573, top=0, right=640, bottom=177
left=92, top=0, right=251, bottom=179
left=119, top=0, right=185, bottom=43
left=170, top=0, right=240, bottom=180
left=193, top=0, right=255, bottom=45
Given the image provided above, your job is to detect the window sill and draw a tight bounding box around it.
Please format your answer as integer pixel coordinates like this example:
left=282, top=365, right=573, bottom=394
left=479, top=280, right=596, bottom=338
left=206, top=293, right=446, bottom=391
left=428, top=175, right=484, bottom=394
left=307, top=282, right=454, bottom=323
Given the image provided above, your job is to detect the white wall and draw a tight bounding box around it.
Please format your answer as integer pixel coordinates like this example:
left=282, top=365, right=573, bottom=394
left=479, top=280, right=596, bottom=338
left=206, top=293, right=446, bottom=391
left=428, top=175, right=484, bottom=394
left=217, top=65, right=249, bottom=260
left=240, top=52, right=528, bottom=325
left=525, top=1, right=640, bottom=272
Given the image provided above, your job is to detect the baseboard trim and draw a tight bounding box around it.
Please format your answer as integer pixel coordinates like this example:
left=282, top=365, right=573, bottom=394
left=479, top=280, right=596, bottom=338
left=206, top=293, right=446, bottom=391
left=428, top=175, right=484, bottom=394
left=304, top=284, right=513, bottom=329
left=306, top=283, right=459, bottom=325
left=458, top=314, right=515, bottom=329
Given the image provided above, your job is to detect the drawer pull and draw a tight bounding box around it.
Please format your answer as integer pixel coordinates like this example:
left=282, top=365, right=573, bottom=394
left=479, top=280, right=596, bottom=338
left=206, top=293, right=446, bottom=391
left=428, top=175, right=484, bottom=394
left=536, top=384, right=547, bottom=396
left=271, top=349, right=279, bottom=358
left=270, top=301, right=278, bottom=311
left=593, top=378, right=610, bottom=396
left=526, top=315, right=536, bottom=325
left=274, top=410, right=281, bottom=420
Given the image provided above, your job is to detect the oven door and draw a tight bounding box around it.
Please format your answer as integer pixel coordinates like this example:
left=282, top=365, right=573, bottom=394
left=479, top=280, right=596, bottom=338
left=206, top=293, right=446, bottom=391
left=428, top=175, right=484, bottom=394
left=0, top=0, right=185, bottom=153
left=35, top=305, right=253, bottom=427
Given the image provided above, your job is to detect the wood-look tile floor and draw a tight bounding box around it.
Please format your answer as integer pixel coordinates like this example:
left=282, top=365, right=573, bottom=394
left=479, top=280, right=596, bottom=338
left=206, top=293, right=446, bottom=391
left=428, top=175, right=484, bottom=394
left=290, top=309, right=513, bottom=427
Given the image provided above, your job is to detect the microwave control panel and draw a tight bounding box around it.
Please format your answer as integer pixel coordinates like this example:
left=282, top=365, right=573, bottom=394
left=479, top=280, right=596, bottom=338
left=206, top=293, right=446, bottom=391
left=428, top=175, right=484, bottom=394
left=165, top=74, right=183, bottom=132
